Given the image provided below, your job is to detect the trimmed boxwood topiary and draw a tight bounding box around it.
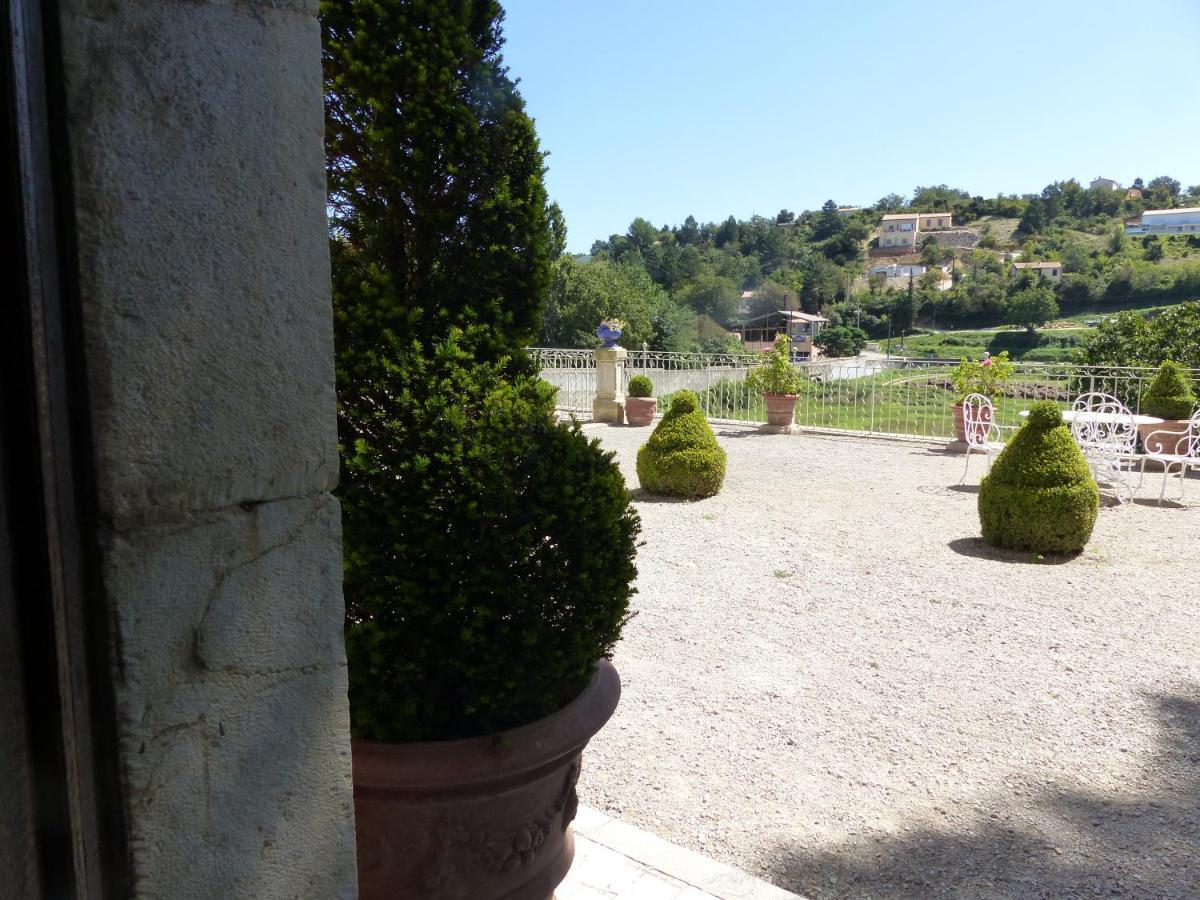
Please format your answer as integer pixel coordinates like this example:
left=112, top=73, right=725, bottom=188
left=978, top=401, right=1100, bottom=553
left=635, top=391, right=726, bottom=498
left=627, top=374, right=654, bottom=398
left=339, top=332, right=640, bottom=742
left=1141, top=360, right=1197, bottom=420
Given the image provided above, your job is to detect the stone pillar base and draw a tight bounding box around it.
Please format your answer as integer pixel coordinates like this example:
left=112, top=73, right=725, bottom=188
left=592, top=398, right=625, bottom=424
left=592, top=345, right=627, bottom=424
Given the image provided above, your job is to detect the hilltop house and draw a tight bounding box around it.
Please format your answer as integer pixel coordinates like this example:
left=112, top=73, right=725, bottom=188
left=733, top=310, right=829, bottom=360
left=1089, top=176, right=1122, bottom=191
left=878, top=212, right=952, bottom=249
left=1011, top=261, right=1063, bottom=282
left=1124, top=207, right=1200, bottom=235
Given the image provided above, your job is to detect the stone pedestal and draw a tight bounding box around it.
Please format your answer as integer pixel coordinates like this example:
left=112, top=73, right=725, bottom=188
left=592, top=346, right=627, bottom=423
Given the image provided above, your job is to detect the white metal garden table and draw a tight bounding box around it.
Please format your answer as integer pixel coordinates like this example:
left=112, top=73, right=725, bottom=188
left=1018, top=408, right=1164, bottom=503
left=1017, top=410, right=1164, bottom=427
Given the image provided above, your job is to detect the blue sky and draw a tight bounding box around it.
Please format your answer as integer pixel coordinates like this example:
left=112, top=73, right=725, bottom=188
left=501, top=0, right=1200, bottom=252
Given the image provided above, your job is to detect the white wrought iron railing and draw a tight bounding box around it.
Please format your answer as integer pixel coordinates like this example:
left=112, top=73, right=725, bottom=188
left=532, top=347, right=1195, bottom=443
left=529, top=347, right=595, bottom=413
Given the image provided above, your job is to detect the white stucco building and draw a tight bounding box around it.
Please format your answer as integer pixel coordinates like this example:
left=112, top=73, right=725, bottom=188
left=1124, top=207, right=1200, bottom=235
left=878, top=212, right=953, bottom=249
left=1011, top=261, right=1064, bottom=282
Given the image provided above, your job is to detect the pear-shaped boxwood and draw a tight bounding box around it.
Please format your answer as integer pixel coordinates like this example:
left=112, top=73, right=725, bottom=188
left=1141, top=360, right=1197, bottom=420
left=978, top=401, right=1099, bottom=553
left=636, top=391, right=726, bottom=498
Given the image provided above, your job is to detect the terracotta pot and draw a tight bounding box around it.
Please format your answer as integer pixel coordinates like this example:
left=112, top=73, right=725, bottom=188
left=952, top=402, right=992, bottom=444
left=763, top=393, right=798, bottom=427
left=1138, top=419, right=1190, bottom=455
left=624, top=396, right=657, bottom=426
left=352, top=660, right=621, bottom=900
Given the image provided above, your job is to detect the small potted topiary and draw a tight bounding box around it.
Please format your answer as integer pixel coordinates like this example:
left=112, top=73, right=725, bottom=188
left=978, top=401, right=1100, bottom=554
left=746, top=333, right=805, bottom=427
left=1139, top=360, right=1198, bottom=454
left=636, top=391, right=726, bottom=498
left=625, top=374, right=657, bottom=426
left=340, top=334, right=640, bottom=899
left=948, top=351, right=1016, bottom=444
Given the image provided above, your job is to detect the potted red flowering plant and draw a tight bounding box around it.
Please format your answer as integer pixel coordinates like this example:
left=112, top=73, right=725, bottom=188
left=948, top=351, right=1015, bottom=443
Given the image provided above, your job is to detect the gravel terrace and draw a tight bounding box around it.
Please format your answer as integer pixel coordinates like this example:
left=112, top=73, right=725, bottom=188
left=577, top=422, right=1200, bottom=900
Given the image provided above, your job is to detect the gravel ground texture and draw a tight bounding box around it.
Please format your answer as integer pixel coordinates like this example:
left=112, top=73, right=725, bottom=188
left=577, top=422, right=1200, bottom=900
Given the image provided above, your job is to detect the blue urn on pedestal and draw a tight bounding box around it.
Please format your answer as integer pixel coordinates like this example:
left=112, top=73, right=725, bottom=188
left=596, top=320, right=623, bottom=348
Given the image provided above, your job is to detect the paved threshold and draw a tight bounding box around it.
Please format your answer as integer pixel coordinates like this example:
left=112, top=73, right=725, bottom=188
left=558, top=805, right=804, bottom=900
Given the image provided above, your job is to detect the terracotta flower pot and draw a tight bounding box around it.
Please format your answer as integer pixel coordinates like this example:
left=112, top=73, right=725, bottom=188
left=763, top=393, right=798, bottom=427
left=352, top=660, right=621, bottom=900
left=624, top=396, right=656, bottom=426
left=1138, top=419, right=1189, bottom=455
left=952, top=402, right=992, bottom=444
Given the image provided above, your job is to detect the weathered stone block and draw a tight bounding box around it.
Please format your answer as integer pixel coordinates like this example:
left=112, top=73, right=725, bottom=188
left=122, top=668, right=356, bottom=899
left=59, top=0, right=337, bottom=525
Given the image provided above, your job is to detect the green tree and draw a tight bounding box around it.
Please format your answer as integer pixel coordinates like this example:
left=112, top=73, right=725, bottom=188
left=677, top=214, right=700, bottom=246
left=714, top=215, right=740, bottom=248
left=814, top=325, right=868, bottom=357
left=1142, top=235, right=1164, bottom=261
left=892, top=280, right=917, bottom=337
left=541, top=257, right=671, bottom=348
left=1076, top=303, right=1200, bottom=369
left=677, top=274, right=741, bottom=325
left=812, top=199, right=844, bottom=241
left=920, top=236, right=943, bottom=267
left=1007, top=284, right=1058, bottom=333
left=1147, top=175, right=1181, bottom=207
left=627, top=217, right=659, bottom=254
left=799, top=253, right=840, bottom=312
left=323, top=0, right=552, bottom=368
left=875, top=193, right=905, bottom=212
left=748, top=279, right=795, bottom=318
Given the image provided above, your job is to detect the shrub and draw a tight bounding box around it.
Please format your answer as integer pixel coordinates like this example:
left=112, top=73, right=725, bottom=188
left=636, top=391, right=726, bottom=498
left=746, top=333, right=805, bottom=395
left=627, top=374, right=654, bottom=398
left=340, top=334, right=640, bottom=741
left=1141, top=360, right=1198, bottom=420
left=978, top=401, right=1099, bottom=553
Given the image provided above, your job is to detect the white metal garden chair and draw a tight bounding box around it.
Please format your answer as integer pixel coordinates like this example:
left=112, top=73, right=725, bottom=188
left=1137, top=408, right=1200, bottom=505
left=959, top=393, right=1013, bottom=483
left=1070, top=392, right=1138, bottom=504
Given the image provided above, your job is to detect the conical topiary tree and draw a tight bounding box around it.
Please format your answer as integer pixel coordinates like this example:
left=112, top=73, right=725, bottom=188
left=978, top=401, right=1100, bottom=553
left=636, top=391, right=726, bottom=498
left=1140, top=360, right=1197, bottom=420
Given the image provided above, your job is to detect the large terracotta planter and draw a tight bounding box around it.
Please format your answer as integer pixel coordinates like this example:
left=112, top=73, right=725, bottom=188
left=763, top=393, right=798, bottom=427
left=624, top=396, right=657, bottom=426
left=1138, top=419, right=1190, bottom=455
left=352, top=660, right=621, bottom=900
left=952, top=402, right=992, bottom=444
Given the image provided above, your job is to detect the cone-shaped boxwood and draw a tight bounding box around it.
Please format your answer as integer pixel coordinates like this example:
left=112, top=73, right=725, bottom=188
left=978, top=401, right=1099, bottom=553
left=636, top=391, right=726, bottom=498
left=1141, top=360, right=1197, bottom=420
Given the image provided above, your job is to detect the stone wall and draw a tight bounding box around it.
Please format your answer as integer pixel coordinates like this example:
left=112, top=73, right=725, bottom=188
left=56, top=0, right=358, bottom=896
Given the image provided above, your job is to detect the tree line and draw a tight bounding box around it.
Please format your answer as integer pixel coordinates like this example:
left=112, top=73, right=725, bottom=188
left=541, top=177, right=1200, bottom=352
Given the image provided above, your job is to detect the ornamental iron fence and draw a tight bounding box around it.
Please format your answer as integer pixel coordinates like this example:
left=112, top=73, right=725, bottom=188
left=531, top=347, right=1194, bottom=443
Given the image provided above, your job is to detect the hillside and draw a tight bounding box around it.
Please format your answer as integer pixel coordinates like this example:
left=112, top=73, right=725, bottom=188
left=545, top=177, right=1200, bottom=358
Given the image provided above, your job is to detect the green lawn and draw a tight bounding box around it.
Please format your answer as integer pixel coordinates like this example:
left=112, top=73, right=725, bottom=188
left=665, top=367, right=1073, bottom=441
left=886, top=329, right=1085, bottom=363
